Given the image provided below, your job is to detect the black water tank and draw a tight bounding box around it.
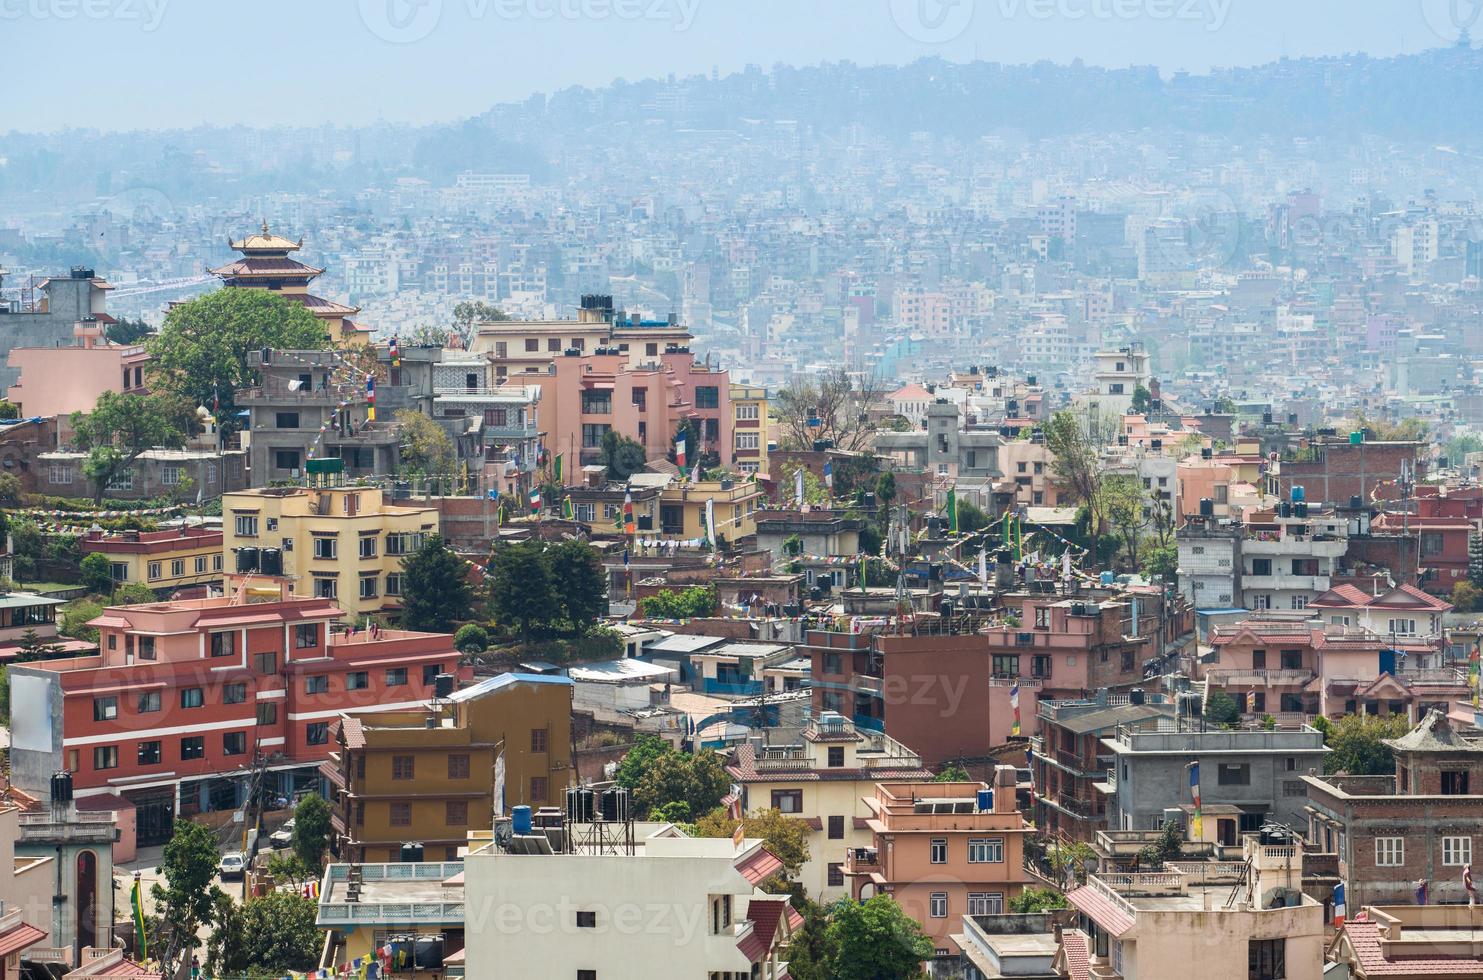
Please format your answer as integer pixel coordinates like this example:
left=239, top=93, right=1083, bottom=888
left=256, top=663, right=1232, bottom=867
left=434, top=673, right=455, bottom=698
left=1199, top=498, right=1215, bottom=517
left=400, top=841, right=424, bottom=863
left=1350, top=495, right=1363, bottom=510
left=1129, top=688, right=1146, bottom=706
left=51, top=770, right=73, bottom=803
left=235, top=547, right=260, bottom=573
left=259, top=548, right=283, bottom=576
left=1279, top=502, right=1291, bottom=518
left=599, top=787, right=630, bottom=824
left=566, top=787, right=595, bottom=824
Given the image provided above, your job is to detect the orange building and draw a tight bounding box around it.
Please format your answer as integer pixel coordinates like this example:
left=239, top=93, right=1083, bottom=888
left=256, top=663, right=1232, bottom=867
left=844, top=771, right=1034, bottom=958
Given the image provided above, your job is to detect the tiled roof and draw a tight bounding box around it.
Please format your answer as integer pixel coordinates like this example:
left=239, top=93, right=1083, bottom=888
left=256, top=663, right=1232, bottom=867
left=210, top=256, right=322, bottom=278
left=1311, top=584, right=1374, bottom=607
left=1341, top=920, right=1483, bottom=976
left=737, top=897, right=790, bottom=962
left=1060, top=929, right=1091, bottom=980
left=1066, top=885, right=1135, bottom=937
left=0, top=921, right=46, bottom=958
left=338, top=716, right=365, bottom=750
left=735, top=847, right=784, bottom=885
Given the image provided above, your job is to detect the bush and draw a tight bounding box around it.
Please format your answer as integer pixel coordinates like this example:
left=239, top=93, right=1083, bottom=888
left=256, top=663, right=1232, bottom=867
left=1205, top=690, right=1241, bottom=726
left=80, top=553, right=114, bottom=595
left=453, top=623, right=490, bottom=654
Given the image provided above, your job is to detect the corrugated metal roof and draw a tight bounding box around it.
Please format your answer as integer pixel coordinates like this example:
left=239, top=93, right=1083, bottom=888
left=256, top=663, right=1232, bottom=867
left=446, top=672, right=573, bottom=703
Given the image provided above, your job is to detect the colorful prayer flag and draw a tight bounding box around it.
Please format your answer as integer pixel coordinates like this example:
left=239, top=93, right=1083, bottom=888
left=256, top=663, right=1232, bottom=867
left=1189, top=761, right=1203, bottom=839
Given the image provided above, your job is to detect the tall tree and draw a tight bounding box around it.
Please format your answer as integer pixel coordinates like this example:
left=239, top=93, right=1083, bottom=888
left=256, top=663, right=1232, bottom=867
left=1045, top=409, right=1106, bottom=535
left=600, top=429, right=648, bottom=480
left=206, top=890, right=320, bottom=977
left=291, top=793, right=333, bottom=868
left=773, top=368, right=885, bottom=452
left=827, top=895, right=934, bottom=979
left=1323, top=713, right=1411, bottom=776
left=632, top=750, right=729, bottom=820
left=490, top=540, right=555, bottom=639
left=79, top=553, right=114, bottom=595
left=106, top=316, right=153, bottom=346
left=147, top=289, right=330, bottom=436
left=399, top=535, right=474, bottom=632
left=71, top=391, right=188, bottom=503
left=1100, top=474, right=1148, bottom=569
left=395, top=409, right=456, bottom=478
left=781, top=901, right=836, bottom=980
left=452, top=300, right=510, bottom=346
left=549, top=539, right=607, bottom=629
left=150, top=820, right=227, bottom=976
left=692, top=807, right=810, bottom=894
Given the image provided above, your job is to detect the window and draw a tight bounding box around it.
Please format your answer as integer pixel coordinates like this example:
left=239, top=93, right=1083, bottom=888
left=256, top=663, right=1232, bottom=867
left=148, top=561, right=162, bottom=580
left=392, top=755, right=415, bottom=780
left=929, top=892, right=948, bottom=918
left=93, top=696, right=118, bottom=721
left=93, top=746, right=118, bottom=770
left=305, top=674, right=329, bottom=695
left=390, top=802, right=411, bottom=827
left=306, top=722, right=329, bottom=745
left=968, top=838, right=1005, bottom=863
left=1421, top=531, right=1446, bottom=557
left=312, top=535, right=338, bottom=560
left=580, top=390, right=612, bottom=414
left=1250, top=558, right=1272, bottom=576
left=347, top=671, right=369, bottom=690
left=180, top=688, right=204, bottom=709
left=1280, top=649, right=1303, bottom=670
left=1248, top=938, right=1286, bottom=980
left=222, top=682, right=247, bottom=705
left=735, top=432, right=759, bottom=450
left=291, top=625, right=319, bottom=653
left=386, top=573, right=404, bottom=596
left=991, top=654, right=1020, bottom=677
left=138, top=741, right=161, bottom=766
left=360, top=575, right=379, bottom=600
left=523, top=338, right=539, bottom=352
left=1290, top=595, right=1308, bottom=610
left=137, top=636, right=156, bottom=660
left=828, top=863, right=845, bottom=887
left=930, top=838, right=948, bottom=864
left=531, top=776, right=548, bottom=803
left=695, top=386, right=719, bottom=409
left=771, top=790, right=803, bottom=814
left=1218, top=763, right=1251, bottom=785
left=967, top=893, right=1004, bottom=916
left=358, top=534, right=378, bottom=559
left=448, top=754, right=470, bottom=779
left=234, top=514, right=258, bottom=537
left=1283, top=780, right=1306, bottom=797
left=576, top=911, right=597, bottom=928
left=254, top=652, right=277, bottom=674
left=110, top=562, right=128, bottom=582
left=256, top=703, right=278, bottom=725
left=180, top=736, right=205, bottom=760
left=1388, top=618, right=1417, bottom=636
left=1032, top=654, right=1052, bottom=679
left=274, top=449, right=301, bottom=472
left=313, top=575, right=337, bottom=599
left=737, top=403, right=759, bottom=421
left=827, top=815, right=845, bottom=840
left=1376, top=837, right=1404, bottom=866
left=276, top=411, right=300, bottom=429
left=50, top=464, right=74, bottom=484
left=223, top=732, right=246, bottom=756
left=531, top=728, right=549, bottom=752
left=386, top=667, right=408, bottom=686
left=581, top=422, right=611, bottom=448
left=1444, top=837, right=1473, bottom=866
left=578, top=972, right=597, bottom=980
left=423, top=664, right=444, bottom=686
left=446, top=800, right=468, bottom=825
left=1034, top=606, right=1050, bottom=628
left=1442, top=770, right=1471, bottom=795
left=137, top=691, right=161, bottom=713
left=214, top=554, right=223, bottom=572
left=107, top=469, right=133, bottom=491
left=195, top=556, right=207, bottom=574
left=170, top=559, right=185, bottom=577
left=210, top=632, right=236, bottom=658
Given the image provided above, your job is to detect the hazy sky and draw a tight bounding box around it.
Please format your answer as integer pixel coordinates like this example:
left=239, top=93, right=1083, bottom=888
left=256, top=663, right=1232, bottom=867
left=3, top=0, right=1476, bottom=132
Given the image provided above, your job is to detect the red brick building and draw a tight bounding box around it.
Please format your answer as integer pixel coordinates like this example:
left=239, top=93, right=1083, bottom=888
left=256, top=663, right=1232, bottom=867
left=1274, top=437, right=1425, bottom=506
left=6, top=582, right=464, bottom=848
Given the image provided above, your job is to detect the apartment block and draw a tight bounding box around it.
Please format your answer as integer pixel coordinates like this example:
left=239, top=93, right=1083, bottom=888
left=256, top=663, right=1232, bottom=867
left=79, top=526, right=224, bottom=596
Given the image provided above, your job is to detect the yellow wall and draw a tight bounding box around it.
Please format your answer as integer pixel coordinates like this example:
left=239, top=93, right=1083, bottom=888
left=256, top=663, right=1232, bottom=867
left=659, top=481, right=762, bottom=541
left=115, top=543, right=224, bottom=590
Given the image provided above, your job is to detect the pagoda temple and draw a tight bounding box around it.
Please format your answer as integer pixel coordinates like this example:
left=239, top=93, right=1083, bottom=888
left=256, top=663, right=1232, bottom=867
left=210, top=223, right=372, bottom=346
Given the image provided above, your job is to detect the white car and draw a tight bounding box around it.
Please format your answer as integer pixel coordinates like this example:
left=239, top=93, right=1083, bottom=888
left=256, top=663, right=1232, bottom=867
left=218, top=852, right=245, bottom=881
left=269, top=819, right=295, bottom=849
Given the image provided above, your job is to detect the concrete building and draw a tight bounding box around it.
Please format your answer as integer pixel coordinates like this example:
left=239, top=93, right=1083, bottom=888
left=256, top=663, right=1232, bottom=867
left=1064, top=831, right=1325, bottom=980
left=35, top=447, right=248, bottom=503
left=468, top=294, right=692, bottom=378
left=221, top=484, right=439, bottom=620
left=461, top=824, right=800, bottom=979
left=1103, top=719, right=1328, bottom=834
left=314, top=859, right=465, bottom=973
left=844, top=773, right=1035, bottom=960
left=728, top=381, right=769, bottom=476
left=6, top=319, right=148, bottom=422
left=326, top=673, right=573, bottom=863
left=79, top=526, right=224, bottom=596
left=0, top=267, right=114, bottom=396
left=5, top=582, right=460, bottom=849
left=724, top=712, right=932, bottom=901
left=655, top=477, right=763, bottom=543
left=1328, top=905, right=1483, bottom=978
left=753, top=510, right=864, bottom=562
left=1078, top=346, right=1152, bottom=418
left=873, top=400, right=1002, bottom=480
left=0, top=593, right=92, bottom=664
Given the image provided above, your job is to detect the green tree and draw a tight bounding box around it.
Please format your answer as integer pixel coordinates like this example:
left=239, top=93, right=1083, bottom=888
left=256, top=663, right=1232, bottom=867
left=115, top=582, right=157, bottom=605
left=453, top=623, right=490, bottom=654
left=1323, top=713, right=1411, bottom=776
left=933, top=761, right=970, bottom=782
left=292, top=793, right=333, bottom=868
left=782, top=901, right=836, bottom=980
left=693, top=807, right=811, bottom=885
left=60, top=598, right=105, bottom=643
left=1205, top=690, right=1241, bottom=726
left=207, top=890, right=320, bottom=977
left=1136, top=819, right=1185, bottom=868
left=0, top=472, right=21, bottom=506
left=1470, top=532, right=1483, bottom=591
left=1009, top=888, right=1070, bottom=913
left=1045, top=409, right=1106, bottom=536
left=639, top=585, right=717, bottom=619
left=599, top=429, right=649, bottom=480
left=1212, top=395, right=1237, bottom=415
left=550, top=539, right=607, bottom=629
left=827, top=895, right=934, bottom=979
left=402, top=323, right=451, bottom=347
left=614, top=735, right=673, bottom=790
left=1143, top=541, right=1178, bottom=581
left=1100, top=474, right=1148, bottom=568
left=1130, top=384, right=1152, bottom=415
left=956, top=499, right=989, bottom=534
left=151, top=819, right=227, bottom=975
left=147, top=289, right=330, bottom=437
left=107, top=316, right=153, bottom=346
left=632, top=751, right=729, bottom=820
left=15, top=628, right=64, bottom=663
left=396, top=409, right=457, bottom=478
left=490, top=540, right=555, bottom=639
left=875, top=471, right=897, bottom=507
left=1048, top=840, right=1098, bottom=888
left=71, top=391, right=188, bottom=503
left=0, top=400, right=19, bottom=421
left=79, top=552, right=114, bottom=595
left=451, top=300, right=510, bottom=346
left=778, top=461, right=829, bottom=506
left=1446, top=435, right=1483, bottom=468
left=400, top=535, right=474, bottom=632
left=0, top=666, right=9, bottom=725
left=265, top=852, right=317, bottom=888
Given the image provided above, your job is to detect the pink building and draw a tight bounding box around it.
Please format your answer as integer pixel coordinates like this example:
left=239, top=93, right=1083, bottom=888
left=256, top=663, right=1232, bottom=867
left=6, top=321, right=148, bottom=422
left=532, top=350, right=732, bottom=483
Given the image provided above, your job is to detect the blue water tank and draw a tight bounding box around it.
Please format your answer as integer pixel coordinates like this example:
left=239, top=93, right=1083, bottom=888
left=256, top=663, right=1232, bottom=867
left=1292, top=485, right=1305, bottom=503
left=1100, top=571, right=1115, bottom=586
left=977, top=789, right=993, bottom=812
left=513, top=805, right=532, bottom=835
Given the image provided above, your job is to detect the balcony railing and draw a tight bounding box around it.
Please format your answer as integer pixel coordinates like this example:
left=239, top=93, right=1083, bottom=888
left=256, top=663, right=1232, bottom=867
left=844, top=847, right=880, bottom=874
left=1203, top=667, right=1315, bottom=687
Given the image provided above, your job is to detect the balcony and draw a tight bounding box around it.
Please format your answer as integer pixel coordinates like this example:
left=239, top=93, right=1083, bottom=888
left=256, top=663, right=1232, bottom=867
left=1241, top=572, right=1330, bottom=592
left=1203, top=667, right=1315, bottom=687
left=843, top=847, right=880, bottom=875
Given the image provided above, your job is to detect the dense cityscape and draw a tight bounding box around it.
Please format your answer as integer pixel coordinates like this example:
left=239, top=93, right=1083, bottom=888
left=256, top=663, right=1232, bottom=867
left=4, top=4, right=1483, bottom=979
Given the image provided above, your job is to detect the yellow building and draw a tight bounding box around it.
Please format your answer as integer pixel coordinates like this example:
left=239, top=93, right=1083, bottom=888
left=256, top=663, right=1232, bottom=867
left=729, top=382, right=770, bottom=477
left=724, top=713, right=931, bottom=901
left=79, top=526, right=225, bottom=594
left=210, top=224, right=371, bottom=347
left=324, top=673, right=574, bottom=863
left=657, top=477, right=763, bottom=544
left=221, top=485, right=439, bottom=619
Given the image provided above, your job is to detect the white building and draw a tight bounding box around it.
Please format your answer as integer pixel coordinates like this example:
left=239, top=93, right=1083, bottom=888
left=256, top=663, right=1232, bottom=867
left=462, top=824, right=799, bottom=979
left=1078, top=347, right=1152, bottom=418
